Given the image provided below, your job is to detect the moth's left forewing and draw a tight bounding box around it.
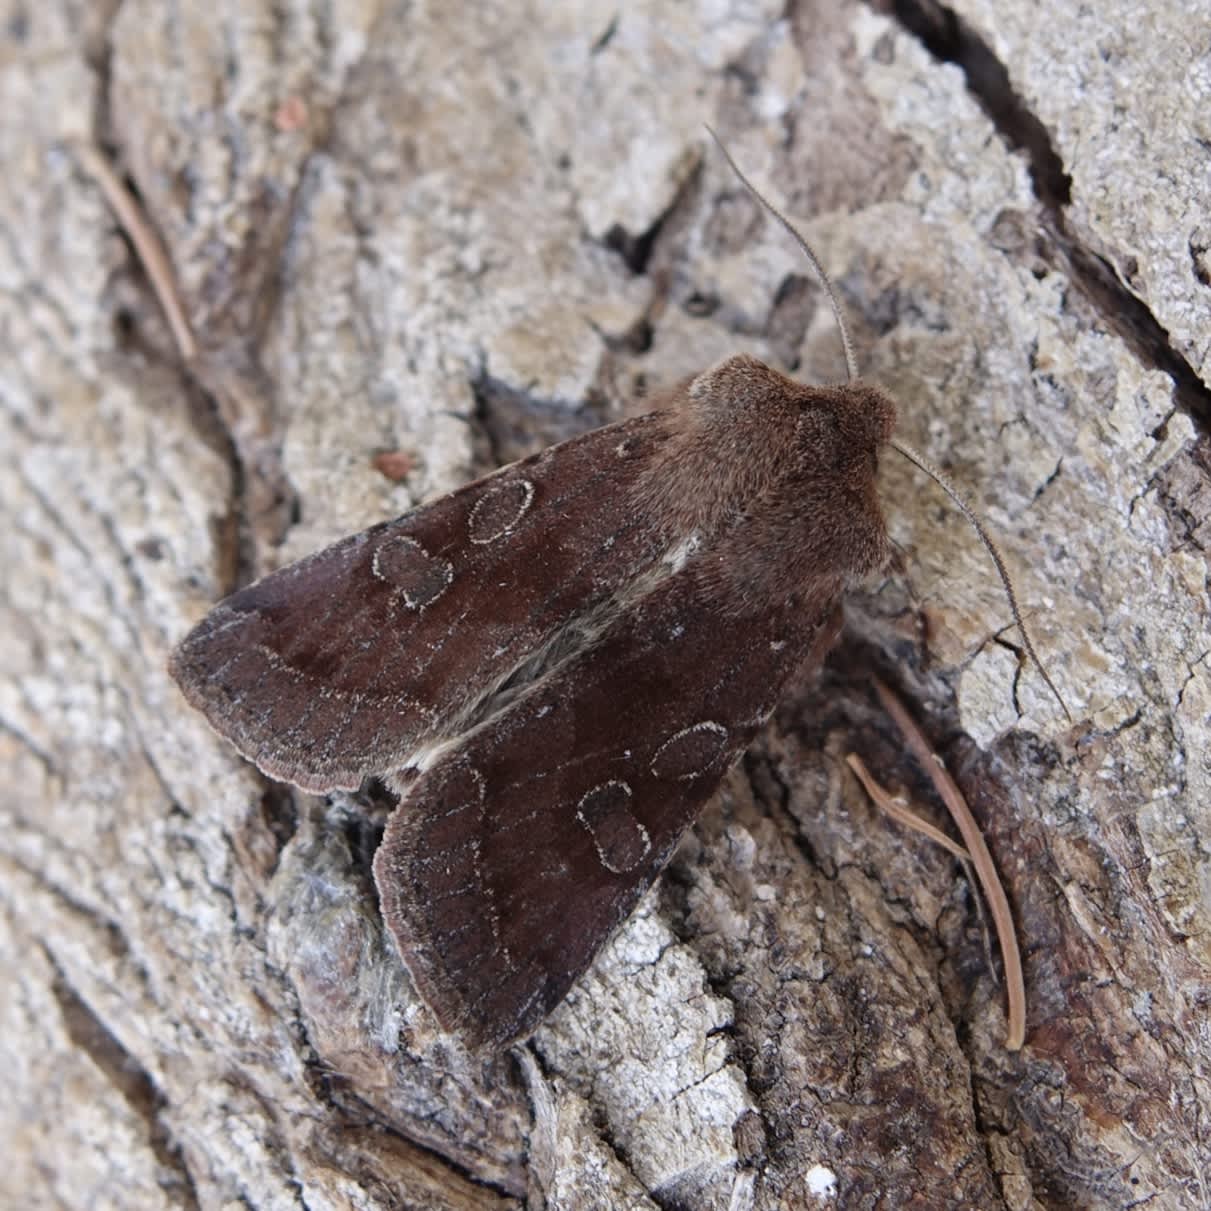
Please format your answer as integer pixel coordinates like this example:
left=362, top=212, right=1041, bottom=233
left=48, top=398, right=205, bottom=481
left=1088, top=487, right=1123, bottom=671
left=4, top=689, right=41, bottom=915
left=169, top=410, right=680, bottom=792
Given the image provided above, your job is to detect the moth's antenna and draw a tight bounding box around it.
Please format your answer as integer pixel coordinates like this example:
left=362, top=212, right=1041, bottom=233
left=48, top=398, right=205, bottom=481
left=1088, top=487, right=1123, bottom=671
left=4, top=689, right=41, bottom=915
left=706, top=127, right=1070, bottom=722
left=705, top=125, right=858, bottom=383
left=891, top=438, right=1072, bottom=722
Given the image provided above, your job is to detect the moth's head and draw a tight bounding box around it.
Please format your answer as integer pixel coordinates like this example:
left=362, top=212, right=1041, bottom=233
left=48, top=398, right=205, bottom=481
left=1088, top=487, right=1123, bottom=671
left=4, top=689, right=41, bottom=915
left=795, top=379, right=898, bottom=486
left=676, top=355, right=898, bottom=501
left=826, top=380, right=898, bottom=448
left=654, top=356, right=897, bottom=585
left=780, top=375, right=898, bottom=586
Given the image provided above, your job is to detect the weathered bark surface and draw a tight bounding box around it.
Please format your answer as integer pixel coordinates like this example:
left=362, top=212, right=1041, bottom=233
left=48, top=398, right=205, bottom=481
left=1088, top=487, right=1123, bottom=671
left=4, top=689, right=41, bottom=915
left=3, top=1, right=1208, bottom=1208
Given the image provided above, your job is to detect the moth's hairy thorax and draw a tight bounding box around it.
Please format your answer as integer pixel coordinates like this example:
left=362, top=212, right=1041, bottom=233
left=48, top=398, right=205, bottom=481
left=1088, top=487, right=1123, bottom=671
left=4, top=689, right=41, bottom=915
left=429, top=357, right=898, bottom=745
left=634, top=354, right=898, bottom=608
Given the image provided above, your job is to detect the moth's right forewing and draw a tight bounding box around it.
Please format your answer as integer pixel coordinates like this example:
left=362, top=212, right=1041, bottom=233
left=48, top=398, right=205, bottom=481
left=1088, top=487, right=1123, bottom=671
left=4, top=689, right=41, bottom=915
left=372, top=559, right=846, bottom=1050
left=170, top=413, right=675, bottom=791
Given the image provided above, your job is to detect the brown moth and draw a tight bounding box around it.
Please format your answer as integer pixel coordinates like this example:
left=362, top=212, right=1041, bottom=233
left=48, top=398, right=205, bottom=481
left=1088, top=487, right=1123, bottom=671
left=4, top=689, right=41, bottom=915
left=170, top=137, right=1061, bottom=1049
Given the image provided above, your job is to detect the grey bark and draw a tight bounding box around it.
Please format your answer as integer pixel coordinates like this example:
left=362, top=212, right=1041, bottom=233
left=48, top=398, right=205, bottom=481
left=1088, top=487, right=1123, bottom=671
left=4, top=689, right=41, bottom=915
left=2, top=1, right=1208, bottom=1208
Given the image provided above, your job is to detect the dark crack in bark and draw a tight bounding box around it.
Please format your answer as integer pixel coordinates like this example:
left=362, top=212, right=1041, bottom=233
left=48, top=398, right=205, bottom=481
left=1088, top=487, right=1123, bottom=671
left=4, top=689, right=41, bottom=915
left=886, top=0, right=1211, bottom=429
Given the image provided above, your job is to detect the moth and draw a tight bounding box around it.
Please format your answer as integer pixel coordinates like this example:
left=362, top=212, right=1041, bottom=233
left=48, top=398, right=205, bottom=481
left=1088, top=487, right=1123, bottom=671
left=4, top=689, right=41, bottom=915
left=171, top=137, right=1062, bottom=1049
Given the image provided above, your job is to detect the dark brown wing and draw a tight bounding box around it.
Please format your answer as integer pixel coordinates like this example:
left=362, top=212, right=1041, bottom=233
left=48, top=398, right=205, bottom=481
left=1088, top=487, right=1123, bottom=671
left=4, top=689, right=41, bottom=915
left=170, top=413, right=673, bottom=791
left=372, top=558, right=844, bottom=1049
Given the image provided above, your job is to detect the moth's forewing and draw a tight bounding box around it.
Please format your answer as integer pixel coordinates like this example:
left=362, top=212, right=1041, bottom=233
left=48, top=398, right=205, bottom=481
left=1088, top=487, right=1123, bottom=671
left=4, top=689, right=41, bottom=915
left=170, top=413, right=676, bottom=791
left=372, top=559, right=845, bottom=1050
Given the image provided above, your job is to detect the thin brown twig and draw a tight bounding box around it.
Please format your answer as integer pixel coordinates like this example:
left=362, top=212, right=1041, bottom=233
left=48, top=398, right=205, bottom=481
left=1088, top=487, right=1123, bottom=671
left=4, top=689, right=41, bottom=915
left=845, top=753, right=998, bottom=988
left=864, top=676, right=1027, bottom=1051
left=845, top=754, right=970, bottom=861
left=74, top=142, right=198, bottom=363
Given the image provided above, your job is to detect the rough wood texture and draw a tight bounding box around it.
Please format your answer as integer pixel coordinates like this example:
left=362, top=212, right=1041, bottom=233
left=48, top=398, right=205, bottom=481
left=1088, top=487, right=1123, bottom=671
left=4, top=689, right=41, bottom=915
left=2, top=1, right=1208, bottom=1207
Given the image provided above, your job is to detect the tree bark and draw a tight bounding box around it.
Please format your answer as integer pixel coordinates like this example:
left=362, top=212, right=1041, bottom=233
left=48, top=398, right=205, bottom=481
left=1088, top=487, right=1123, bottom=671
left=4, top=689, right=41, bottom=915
left=2, top=1, right=1208, bottom=1207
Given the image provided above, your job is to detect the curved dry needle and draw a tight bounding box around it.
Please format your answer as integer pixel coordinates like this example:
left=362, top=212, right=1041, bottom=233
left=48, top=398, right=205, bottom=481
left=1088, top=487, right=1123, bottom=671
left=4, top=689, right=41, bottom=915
left=74, top=141, right=198, bottom=364
left=845, top=753, right=971, bottom=862
left=868, top=676, right=1027, bottom=1051
left=706, top=127, right=1071, bottom=722
left=845, top=751, right=999, bottom=1017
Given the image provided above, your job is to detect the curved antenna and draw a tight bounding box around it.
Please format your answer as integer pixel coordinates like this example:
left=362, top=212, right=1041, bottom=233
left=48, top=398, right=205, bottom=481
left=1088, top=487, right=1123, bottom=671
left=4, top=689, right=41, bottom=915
left=891, top=438, right=1072, bottom=721
left=706, top=128, right=1070, bottom=722
left=705, top=125, right=858, bottom=383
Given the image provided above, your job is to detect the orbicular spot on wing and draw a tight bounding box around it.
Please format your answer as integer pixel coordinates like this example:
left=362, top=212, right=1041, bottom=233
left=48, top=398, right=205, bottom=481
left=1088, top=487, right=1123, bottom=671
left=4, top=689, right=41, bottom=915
left=576, top=780, right=650, bottom=874
left=371, top=535, right=454, bottom=609
left=468, top=478, right=535, bottom=544
left=650, top=721, right=730, bottom=782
